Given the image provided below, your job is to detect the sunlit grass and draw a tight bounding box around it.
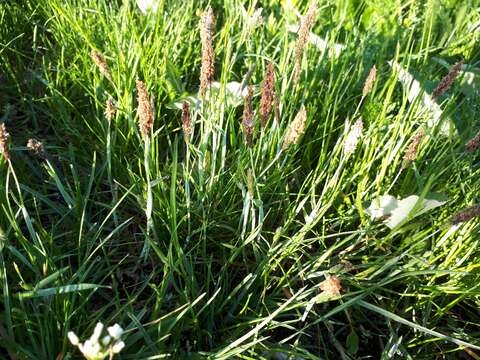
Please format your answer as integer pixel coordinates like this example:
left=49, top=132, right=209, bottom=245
left=0, top=0, right=480, bottom=358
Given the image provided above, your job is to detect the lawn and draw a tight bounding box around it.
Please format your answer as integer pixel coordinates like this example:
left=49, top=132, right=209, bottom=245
left=1, top=0, right=480, bottom=358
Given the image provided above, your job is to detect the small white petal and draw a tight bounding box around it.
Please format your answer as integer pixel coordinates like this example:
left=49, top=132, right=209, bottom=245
left=90, top=322, right=104, bottom=343
left=67, top=331, right=79, bottom=345
left=107, top=324, right=124, bottom=339
left=102, top=335, right=111, bottom=346
left=112, top=341, right=125, bottom=354
left=81, top=339, right=101, bottom=358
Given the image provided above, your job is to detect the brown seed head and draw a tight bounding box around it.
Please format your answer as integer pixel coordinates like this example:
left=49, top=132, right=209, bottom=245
left=343, top=118, right=363, bottom=155
left=27, top=138, right=46, bottom=159
left=90, top=50, right=112, bottom=82
left=0, top=123, right=10, bottom=161
left=450, top=205, right=480, bottom=225
left=320, top=275, right=342, bottom=296
left=105, top=97, right=116, bottom=122
left=402, top=128, right=425, bottom=168
left=136, top=80, right=154, bottom=138
left=432, top=59, right=464, bottom=100
left=283, top=106, right=307, bottom=148
left=293, top=1, right=318, bottom=83
left=466, top=131, right=480, bottom=153
left=242, top=86, right=255, bottom=147
left=274, top=94, right=281, bottom=122
left=181, top=100, right=192, bottom=140
left=260, top=62, right=276, bottom=127
left=199, top=6, right=215, bottom=97
left=362, top=65, right=377, bottom=97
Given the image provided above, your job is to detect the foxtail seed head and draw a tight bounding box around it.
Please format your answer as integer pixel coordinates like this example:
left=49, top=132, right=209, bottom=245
left=242, top=86, right=255, bottom=147
left=432, top=59, right=464, bottom=100
left=27, top=138, right=46, bottom=159
left=293, top=1, right=318, bottom=83
left=466, top=131, right=480, bottom=153
left=90, top=50, right=113, bottom=82
left=181, top=100, right=192, bottom=140
left=283, top=106, right=307, bottom=148
left=362, top=65, right=377, bottom=97
left=402, top=129, right=425, bottom=168
left=136, top=80, right=154, bottom=138
left=105, top=97, right=116, bottom=122
left=0, top=123, right=10, bottom=161
left=343, top=118, right=363, bottom=156
left=199, top=6, right=215, bottom=97
left=450, top=205, right=480, bottom=225
left=260, top=62, right=276, bottom=127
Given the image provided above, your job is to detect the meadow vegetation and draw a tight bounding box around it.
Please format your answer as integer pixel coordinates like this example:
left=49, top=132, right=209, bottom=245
left=1, top=0, right=480, bottom=358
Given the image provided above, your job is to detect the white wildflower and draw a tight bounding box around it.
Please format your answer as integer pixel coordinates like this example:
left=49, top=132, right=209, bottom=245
left=68, top=331, right=80, bottom=346
left=67, top=322, right=126, bottom=359
left=90, top=322, right=104, bottom=343
left=112, top=341, right=125, bottom=354
left=107, top=324, right=124, bottom=339
left=80, top=340, right=101, bottom=359
left=101, top=335, right=111, bottom=346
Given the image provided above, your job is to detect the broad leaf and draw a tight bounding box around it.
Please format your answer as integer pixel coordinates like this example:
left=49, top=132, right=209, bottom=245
left=365, top=194, right=447, bottom=229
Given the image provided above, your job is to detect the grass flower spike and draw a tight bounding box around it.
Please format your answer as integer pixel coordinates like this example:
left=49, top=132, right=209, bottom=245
left=242, top=86, right=255, bottom=147
left=260, top=62, right=275, bottom=127
left=450, top=205, right=480, bottom=225
left=293, top=1, right=318, bottom=83
left=283, top=106, right=307, bottom=148
left=90, top=50, right=112, bottom=82
left=68, top=322, right=125, bottom=359
left=105, top=97, right=116, bottom=122
left=466, top=131, right=480, bottom=152
left=402, top=129, right=425, bottom=168
left=136, top=80, right=154, bottom=138
left=181, top=100, right=192, bottom=140
left=432, top=59, right=464, bottom=100
left=27, top=138, right=46, bottom=159
left=199, top=6, right=215, bottom=97
left=343, top=118, right=363, bottom=155
left=362, top=65, right=377, bottom=97
left=0, top=123, right=10, bottom=161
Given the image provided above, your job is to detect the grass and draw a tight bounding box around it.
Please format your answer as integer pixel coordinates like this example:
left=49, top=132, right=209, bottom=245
left=1, top=0, right=480, bottom=358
